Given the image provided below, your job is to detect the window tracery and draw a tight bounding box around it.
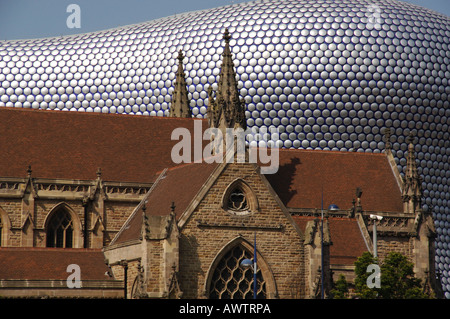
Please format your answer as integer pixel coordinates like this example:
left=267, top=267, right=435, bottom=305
left=209, top=245, right=266, bottom=299
left=46, top=209, right=74, bottom=248
left=227, top=187, right=249, bottom=212
left=222, top=179, right=258, bottom=215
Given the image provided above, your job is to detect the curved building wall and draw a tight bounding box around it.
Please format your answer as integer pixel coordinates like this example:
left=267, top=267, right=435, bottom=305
left=0, top=0, right=449, bottom=296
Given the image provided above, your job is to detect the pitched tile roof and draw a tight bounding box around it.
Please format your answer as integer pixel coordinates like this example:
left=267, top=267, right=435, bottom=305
left=1, top=107, right=401, bottom=270
left=112, top=161, right=219, bottom=245
left=291, top=215, right=369, bottom=266
left=111, top=147, right=403, bottom=246
left=144, top=162, right=220, bottom=217
left=328, top=217, right=368, bottom=265
left=1, top=107, right=402, bottom=213
left=0, top=247, right=114, bottom=280
left=266, top=149, right=403, bottom=213
left=0, top=107, right=206, bottom=183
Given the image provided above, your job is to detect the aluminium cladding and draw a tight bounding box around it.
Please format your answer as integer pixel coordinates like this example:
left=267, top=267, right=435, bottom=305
left=0, top=0, right=449, bottom=297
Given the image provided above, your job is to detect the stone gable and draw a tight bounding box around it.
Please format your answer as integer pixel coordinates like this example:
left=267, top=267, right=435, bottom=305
left=177, top=161, right=306, bottom=298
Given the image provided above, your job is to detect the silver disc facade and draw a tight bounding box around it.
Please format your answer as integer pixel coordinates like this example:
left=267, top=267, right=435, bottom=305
left=0, top=0, right=449, bottom=297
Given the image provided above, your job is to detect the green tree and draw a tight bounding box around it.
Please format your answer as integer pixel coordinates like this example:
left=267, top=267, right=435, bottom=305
left=379, top=252, right=429, bottom=299
left=331, top=274, right=349, bottom=299
left=354, top=251, right=430, bottom=299
left=354, top=251, right=379, bottom=298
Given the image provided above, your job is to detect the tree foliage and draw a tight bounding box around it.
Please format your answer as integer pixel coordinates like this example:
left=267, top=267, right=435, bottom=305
left=330, top=274, right=349, bottom=299
left=354, top=251, right=379, bottom=298
left=353, top=251, right=430, bottom=299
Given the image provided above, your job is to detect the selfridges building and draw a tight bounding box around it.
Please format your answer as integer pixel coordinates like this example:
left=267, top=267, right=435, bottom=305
left=0, top=0, right=449, bottom=296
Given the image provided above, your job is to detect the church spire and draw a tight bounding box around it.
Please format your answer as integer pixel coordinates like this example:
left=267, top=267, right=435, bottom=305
left=169, top=50, right=192, bottom=118
left=207, top=29, right=246, bottom=131
left=402, top=133, right=423, bottom=214
left=217, top=29, right=240, bottom=109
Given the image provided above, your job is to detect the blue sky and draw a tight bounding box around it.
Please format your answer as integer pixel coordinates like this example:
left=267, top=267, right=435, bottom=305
left=0, top=0, right=449, bottom=41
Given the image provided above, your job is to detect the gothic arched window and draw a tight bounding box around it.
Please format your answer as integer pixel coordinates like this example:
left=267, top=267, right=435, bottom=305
left=46, top=209, right=74, bottom=248
left=209, top=245, right=266, bottom=299
left=222, top=179, right=258, bottom=215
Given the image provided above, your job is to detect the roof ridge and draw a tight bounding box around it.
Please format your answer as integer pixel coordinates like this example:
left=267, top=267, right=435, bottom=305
left=154, top=148, right=388, bottom=177
left=277, top=148, right=387, bottom=156
left=0, top=107, right=206, bottom=122
left=158, top=157, right=222, bottom=174
left=108, top=168, right=168, bottom=246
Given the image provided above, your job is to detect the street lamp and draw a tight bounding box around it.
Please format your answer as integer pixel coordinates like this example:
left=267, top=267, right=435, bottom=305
left=240, top=232, right=257, bottom=299
left=369, top=214, right=383, bottom=258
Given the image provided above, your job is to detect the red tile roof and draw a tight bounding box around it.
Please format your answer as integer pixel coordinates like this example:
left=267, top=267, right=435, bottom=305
left=328, top=217, right=368, bottom=265
left=266, top=149, right=403, bottom=213
left=291, top=215, right=315, bottom=235
left=0, top=107, right=402, bottom=213
left=145, top=162, right=220, bottom=217
left=0, top=247, right=114, bottom=280
left=291, top=215, right=368, bottom=266
left=113, top=161, right=219, bottom=245
left=1, top=107, right=401, bottom=270
left=0, top=107, right=206, bottom=183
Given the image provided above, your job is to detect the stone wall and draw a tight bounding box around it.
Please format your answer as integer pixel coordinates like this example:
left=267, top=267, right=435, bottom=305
left=178, top=162, right=306, bottom=299
left=0, top=177, right=147, bottom=249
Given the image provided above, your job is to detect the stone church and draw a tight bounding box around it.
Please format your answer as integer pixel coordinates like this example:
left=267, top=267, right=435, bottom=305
left=0, top=30, right=439, bottom=298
